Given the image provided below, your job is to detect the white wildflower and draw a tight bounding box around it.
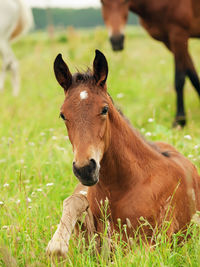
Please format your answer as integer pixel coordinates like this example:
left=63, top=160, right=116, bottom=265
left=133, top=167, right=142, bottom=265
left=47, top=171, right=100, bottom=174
left=184, top=135, right=192, bottom=140
left=3, top=183, right=9, bottom=187
left=52, top=136, right=57, bottom=140
left=148, top=118, right=154, bottom=123
left=2, top=225, right=8, bottom=229
left=29, top=142, right=35, bottom=146
left=27, top=197, right=32, bottom=203
left=40, top=132, right=45, bottom=136
left=56, top=146, right=64, bottom=151
left=16, top=199, right=20, bottom=204
left=188, top=154, right=193, bottom=158
left=36, top=188, right=42, bottom=192
left=145, top=132, right=152, bottom=137
left=194, top=145, right=200, bottom=150
left=116, top=93, right=124, bottom=99
left=46, top=183, right=54, bottom=187
left=0, top=201, right=4, bottom=205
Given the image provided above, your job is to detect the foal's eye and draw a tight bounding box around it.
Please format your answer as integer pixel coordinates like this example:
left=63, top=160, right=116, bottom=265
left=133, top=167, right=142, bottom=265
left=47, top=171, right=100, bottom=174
left=101, top=106, right=109, bottom=115
left=60, top=113, right=66, bottom=121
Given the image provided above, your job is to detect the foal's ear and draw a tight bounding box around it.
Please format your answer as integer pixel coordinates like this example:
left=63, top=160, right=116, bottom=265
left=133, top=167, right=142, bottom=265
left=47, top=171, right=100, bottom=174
left=54, top=54, right=72, bottom=92
left=93, top=50, right=108, bottom=87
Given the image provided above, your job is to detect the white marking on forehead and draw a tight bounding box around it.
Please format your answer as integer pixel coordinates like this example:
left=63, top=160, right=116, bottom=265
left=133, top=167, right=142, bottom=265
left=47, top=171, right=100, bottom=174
left=80, top=90, right=88, bottom=100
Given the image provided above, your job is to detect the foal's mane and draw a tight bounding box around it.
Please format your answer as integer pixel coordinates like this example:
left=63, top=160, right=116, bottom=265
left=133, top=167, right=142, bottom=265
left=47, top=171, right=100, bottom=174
left=72, top=70, right=170, bottom=158
left=72, top=69, right=95, bottom=85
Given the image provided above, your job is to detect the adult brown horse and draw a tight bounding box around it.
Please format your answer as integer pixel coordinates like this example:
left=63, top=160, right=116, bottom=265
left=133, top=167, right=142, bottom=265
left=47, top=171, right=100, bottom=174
left=47, top=50, right=200, bottom=258
left=100, top=0, right=200, bottom=127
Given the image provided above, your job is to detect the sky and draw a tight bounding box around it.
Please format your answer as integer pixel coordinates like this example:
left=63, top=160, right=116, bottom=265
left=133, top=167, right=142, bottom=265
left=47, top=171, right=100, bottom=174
left=29, top=0, right=100, bottom=8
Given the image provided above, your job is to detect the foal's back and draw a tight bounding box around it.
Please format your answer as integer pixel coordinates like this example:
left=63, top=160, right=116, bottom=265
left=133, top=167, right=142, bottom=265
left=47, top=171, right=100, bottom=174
left=155, top=141, right=200, bottom=225
left=89, top=139, right=200, bottom=237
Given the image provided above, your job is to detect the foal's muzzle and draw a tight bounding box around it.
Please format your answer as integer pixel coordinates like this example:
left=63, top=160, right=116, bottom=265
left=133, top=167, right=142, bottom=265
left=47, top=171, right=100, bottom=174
left=110, top=34, right=125, bottom=51
left=73, top=159, right=99, bottom=186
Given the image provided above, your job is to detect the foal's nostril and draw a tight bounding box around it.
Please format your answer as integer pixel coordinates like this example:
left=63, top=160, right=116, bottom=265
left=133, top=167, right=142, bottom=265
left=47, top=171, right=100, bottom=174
left=89, top=159, right=96, bottom=169
left=73, top=162, right=81, bottom=176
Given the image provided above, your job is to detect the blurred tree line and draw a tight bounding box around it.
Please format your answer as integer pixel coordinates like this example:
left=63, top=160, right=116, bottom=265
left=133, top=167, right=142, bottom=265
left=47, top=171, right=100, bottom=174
left=32, top=8, right=138, bottom=29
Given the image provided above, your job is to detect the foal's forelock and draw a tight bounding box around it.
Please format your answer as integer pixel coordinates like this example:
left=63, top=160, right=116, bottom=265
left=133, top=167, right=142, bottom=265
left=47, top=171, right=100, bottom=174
left=72, top=70, right=94, bottom=85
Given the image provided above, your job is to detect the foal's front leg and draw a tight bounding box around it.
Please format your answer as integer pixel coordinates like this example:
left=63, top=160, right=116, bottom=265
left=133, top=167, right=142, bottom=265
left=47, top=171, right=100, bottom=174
left=46, top=184, right=92, bottom=259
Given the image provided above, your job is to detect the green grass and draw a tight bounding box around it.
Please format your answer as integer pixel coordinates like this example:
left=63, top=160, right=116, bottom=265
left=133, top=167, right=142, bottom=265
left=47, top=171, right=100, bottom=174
left=0, top=26, right=200, bottom=266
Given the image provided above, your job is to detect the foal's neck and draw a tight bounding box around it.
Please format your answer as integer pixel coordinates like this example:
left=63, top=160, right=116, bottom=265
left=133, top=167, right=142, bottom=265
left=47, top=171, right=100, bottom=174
left=99, top=107, right=160, bottom=191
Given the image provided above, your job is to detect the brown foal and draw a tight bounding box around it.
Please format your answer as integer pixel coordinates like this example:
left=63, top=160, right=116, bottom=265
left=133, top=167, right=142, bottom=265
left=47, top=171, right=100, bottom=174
left=47, top=50, right=200, bottom=258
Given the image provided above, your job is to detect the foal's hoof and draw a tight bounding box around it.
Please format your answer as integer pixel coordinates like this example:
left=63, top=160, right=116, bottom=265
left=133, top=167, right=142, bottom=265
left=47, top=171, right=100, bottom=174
left=172, top=116, right=186, bottom=128
left=46, top=231, right=68, bottom=259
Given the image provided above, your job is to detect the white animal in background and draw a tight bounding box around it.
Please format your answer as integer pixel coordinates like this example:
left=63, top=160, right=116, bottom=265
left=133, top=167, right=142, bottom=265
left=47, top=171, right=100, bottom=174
left=0, top=0, right=33, bottom=96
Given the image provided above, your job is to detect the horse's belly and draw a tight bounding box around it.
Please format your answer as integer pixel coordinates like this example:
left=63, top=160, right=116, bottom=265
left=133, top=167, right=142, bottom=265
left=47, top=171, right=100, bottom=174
left=190, top=0, right=200, bottom=37
left=190, top=18, right=200, bottom=37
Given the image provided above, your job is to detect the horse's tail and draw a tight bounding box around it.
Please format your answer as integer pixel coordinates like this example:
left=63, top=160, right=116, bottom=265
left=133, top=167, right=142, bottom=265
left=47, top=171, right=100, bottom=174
left=10, top=0, right=34, bottom=42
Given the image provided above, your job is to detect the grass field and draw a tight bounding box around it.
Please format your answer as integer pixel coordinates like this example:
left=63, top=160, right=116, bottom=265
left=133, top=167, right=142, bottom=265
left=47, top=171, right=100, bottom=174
left=0, top=26, right=200, bottom=266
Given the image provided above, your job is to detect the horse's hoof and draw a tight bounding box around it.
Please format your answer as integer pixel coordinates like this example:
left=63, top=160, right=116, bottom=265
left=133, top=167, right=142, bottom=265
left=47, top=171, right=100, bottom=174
left=46, top=232, right=68, bottom=259
left=172, top=116, right=186, bottom=128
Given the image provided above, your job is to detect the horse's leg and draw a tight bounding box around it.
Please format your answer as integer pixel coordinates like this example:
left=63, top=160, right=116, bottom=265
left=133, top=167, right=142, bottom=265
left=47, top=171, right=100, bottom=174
left=8, top=46, right=19, bottom=97
left=10, top=54, right=19, bottom=97
left=168, top=26, right=200, bottom=127
left=0, top=41, right=19, bottom=96
left=185, top=55, right=200, bottom=98
left=46, top=184, right=95, bottom=259
left=168, top=28, right=188, bottom=127
left=0, top=42, right=8, bottom=92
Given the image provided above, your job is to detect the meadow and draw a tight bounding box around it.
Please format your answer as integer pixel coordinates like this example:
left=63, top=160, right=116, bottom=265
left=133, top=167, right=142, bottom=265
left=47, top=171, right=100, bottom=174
left=0, top=26, right=200, bottom=266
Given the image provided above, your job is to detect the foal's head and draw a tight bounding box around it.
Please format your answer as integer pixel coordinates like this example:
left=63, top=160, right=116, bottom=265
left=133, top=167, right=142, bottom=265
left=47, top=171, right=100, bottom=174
left=54, top=50, right=111, bottom=186
left=101, top=0, right=130, bottom=51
